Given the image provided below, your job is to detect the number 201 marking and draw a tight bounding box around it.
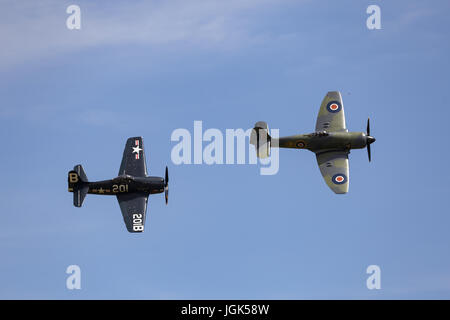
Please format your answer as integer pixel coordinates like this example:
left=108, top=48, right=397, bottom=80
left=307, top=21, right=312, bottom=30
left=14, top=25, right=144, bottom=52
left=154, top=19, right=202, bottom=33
left=112, top=184, right=129, bottom=193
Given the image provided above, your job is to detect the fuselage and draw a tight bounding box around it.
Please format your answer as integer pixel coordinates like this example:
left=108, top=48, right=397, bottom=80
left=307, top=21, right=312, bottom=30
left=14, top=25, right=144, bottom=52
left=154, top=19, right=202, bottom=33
left=275, top=131, right=369, bottom=152
left=87, top=175, right=165, bottom=196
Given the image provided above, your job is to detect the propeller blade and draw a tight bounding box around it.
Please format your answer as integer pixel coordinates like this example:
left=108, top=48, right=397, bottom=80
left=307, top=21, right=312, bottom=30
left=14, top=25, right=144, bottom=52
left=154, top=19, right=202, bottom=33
left=165, top=166, right=169, bottom=185
left=367, top=118, right=370, bottom=136
left=367, top=143, right=371, bottom=162
left=165, top=166, right=169, bottom=205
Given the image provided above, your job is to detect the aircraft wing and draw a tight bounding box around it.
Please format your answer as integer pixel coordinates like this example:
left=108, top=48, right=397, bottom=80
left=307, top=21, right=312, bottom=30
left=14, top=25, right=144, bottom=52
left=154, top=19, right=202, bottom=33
left=117, top=193, right=148, bottom=233
left=315, top=150, right=349, bottom=194
left=118, top=137, right=148, bottom=177
left=315, top=91, right=347, bottom=132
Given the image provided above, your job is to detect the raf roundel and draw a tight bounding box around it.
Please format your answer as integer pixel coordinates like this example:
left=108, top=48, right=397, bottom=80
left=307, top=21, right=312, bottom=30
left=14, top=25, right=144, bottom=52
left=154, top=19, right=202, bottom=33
left=332, top=173, right=347, bottom=185
left=326, top=101, right=342, bottom=113
left=296, top=141, right=306, bottom=148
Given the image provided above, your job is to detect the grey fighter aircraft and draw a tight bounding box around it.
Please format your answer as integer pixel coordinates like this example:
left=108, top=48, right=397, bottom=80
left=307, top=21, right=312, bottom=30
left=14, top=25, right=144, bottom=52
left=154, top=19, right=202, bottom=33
left=68, top=137, right=169, bottom=232
left=250, top=91, right=376, bottom=194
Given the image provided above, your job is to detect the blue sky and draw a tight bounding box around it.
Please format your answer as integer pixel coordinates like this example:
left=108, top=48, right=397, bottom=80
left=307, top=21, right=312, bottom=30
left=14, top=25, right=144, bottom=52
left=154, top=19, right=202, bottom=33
left=0, top=0, right=450, bottom=299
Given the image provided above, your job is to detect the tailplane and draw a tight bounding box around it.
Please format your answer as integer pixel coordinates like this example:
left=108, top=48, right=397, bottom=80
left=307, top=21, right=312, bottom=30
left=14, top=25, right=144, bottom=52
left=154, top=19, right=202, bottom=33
left=250, top=121, right=271, bottom=158
left=68, top=165, right=89, bottom=207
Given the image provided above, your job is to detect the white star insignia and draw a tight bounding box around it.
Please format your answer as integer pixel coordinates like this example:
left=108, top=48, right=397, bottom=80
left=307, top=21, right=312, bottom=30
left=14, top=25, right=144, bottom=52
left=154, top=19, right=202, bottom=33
left=132, top=146, right=142, bottom=154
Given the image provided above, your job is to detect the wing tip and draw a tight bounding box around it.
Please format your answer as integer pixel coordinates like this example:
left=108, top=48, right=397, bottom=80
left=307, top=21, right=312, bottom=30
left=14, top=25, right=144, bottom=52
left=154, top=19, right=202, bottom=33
left=332, top=183, right=349, bottom=194
left=127, top=136, right=143, bottom=142
left=326, top=91, right=342, bottom=100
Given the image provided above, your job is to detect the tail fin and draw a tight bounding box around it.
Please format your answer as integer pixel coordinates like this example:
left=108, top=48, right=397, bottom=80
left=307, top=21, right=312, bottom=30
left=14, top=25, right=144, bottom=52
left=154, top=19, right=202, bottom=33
left=68, top=165, right=89, bottom=207
left=250, top=121, right=271, bottom=158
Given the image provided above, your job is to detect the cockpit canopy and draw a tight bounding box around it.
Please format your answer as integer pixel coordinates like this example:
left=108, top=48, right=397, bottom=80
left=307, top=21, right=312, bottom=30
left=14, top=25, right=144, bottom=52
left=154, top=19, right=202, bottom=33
left=308, top=131, right=329, bottom=137
left=113, top=175, right=134, bottom=183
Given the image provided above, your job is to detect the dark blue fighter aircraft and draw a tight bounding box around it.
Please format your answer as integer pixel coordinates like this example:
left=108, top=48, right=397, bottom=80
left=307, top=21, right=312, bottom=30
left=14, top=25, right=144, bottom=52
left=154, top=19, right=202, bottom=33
left=68, top=137, right=168, bottom=233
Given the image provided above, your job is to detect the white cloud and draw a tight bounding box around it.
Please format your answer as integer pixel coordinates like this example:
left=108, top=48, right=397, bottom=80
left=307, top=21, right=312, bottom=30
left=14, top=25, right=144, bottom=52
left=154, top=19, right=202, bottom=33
left=0, top=0, right=297, bottom=70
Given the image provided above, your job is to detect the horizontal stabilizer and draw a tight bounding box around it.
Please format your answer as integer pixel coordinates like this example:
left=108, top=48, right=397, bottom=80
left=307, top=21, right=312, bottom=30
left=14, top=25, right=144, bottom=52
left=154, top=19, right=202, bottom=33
left=68, top=165, right=89, bottom=207
left=74, top=164, right=88, bottom=182
left=73, top=185, right=89, bottom=207
left=250, top=121, right=271, bottom=158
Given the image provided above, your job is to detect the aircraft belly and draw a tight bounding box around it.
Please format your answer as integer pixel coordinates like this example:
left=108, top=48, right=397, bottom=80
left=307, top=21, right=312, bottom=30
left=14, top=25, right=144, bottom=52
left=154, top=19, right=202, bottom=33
left=308, top=137, right=350, bottom=152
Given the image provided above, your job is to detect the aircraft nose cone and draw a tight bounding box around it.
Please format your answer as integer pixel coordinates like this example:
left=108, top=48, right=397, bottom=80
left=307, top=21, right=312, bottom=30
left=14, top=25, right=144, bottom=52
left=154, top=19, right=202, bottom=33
left=367, top=136, right=376, bottom=144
